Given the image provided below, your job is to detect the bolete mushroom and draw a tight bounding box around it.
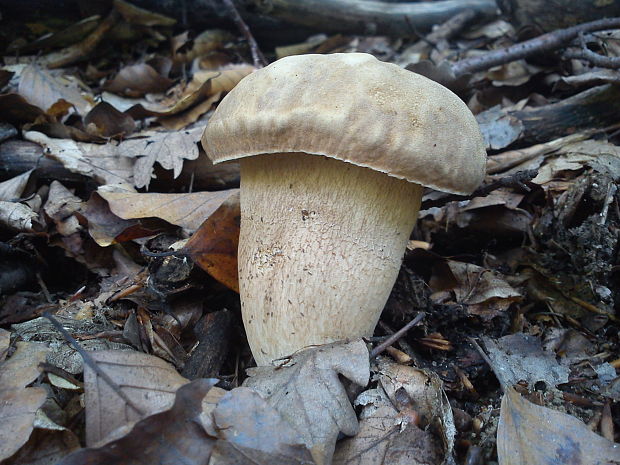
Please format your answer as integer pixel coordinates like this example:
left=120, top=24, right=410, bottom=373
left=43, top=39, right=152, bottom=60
left=202, top=53, right=486, bottom=365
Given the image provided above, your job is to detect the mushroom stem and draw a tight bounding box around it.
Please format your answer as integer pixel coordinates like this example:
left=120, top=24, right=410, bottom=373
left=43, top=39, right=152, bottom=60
left=239, top=152, right=423, bottom=365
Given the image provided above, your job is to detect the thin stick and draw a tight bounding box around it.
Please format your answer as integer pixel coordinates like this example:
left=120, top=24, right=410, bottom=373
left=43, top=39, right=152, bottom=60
left=42, top=312, right=145, bottom=416
left=564, top=32, right=620, bottom=69
left=221, top=0, right=268, bottom=68
left=370, top=312, right=425, bottom=359
left=452, top=17, right=620, bottom=77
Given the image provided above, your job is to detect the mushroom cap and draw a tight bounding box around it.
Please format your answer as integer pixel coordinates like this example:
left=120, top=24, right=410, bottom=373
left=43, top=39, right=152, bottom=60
left=202, top=53, right=486, bottom=195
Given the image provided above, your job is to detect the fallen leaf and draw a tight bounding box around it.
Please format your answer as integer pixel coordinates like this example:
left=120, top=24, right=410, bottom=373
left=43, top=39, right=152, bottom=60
left=377, top=361, right=455, bottom=464
left=497, top=387, right=620, bottom=465
left=158, top=91, right=221, bottom=130
left=210, top=387, right=314, bottom=464
left=0, top=328, right=9, bottom=361
left=0, top=341, right=49, bottom=461
left=0, top=201, right=39, bottom=231
left=59, top=379, right=216, bottom=465
left=483, top=333, right=570, bottom=388
left=104, top=63, right=174, bottom=97
left=83, top=349, right=189, bottom=445
left=43, top=180, right=83, bottom=236
left=113, top=0, right=176, bottom=26
left=98, top=185, right=238, bottom=232
left=476, top=105, right=524, bottom=150
left=1, top=428, right=80, bottom=465
left=432, top=260, right=522, bottom=319
left=0, top=93, right=46, bottom=125
left=24, top=131, right=134, bottom=185
left=121, top=126, right=204, bottom=188
left=84, top=191, right=165, bottom=246
left=83, top=101, right=136, bottom=138
left=182, top=190, right=240, bottom=291
left=188, top=65, right=255, bottom=96
left=0, top=170, right=33, bottom=201
left=334, top=387, right=443, bottom=465
left=18, top=65, right=92, bottom=115
left=172, top=29, right=235, bottom=63
left=244, top=340, right=370, bottom=465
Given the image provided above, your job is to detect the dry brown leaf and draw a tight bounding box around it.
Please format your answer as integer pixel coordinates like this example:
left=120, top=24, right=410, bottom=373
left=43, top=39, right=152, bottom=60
left=44, top=181, right=83, bottom=236
left=83, top=349, right=189, bottom=446
left=244, top=340, right=370, bottom=465
left=83, top=101, right=136, bottom=138
left=482, top=333, right=569, bottom=388
left=113, top=0, right=176, bottom=26
left=0, top=201, right=39, bottom=231
left=0, top=93, right=46, bottom=125
left=182, top=190, right=240, bottom=291
left=121, top=126, right=204, bottom=188
left=18, top=65, right=92, bottom=115
left=0, top=170, right=33, bottom=201
left=431, top=260, right=522, bottom=319
left=0, top=341, right=49, bottom=461
left=188, top=65, right=255, bottom=96
left=97, top=185, right=237, bottom=232
left=172, top=29, right=235, bottom=63
left=60, top=379, right=216, bottom=465
left=84, top=191, right=170, bottom=246
left=333, top=388, right=443, bottom=465
left=0, top=328, right=9, bottom=361
left=377, top=361, right=455, bottom=464
left=24, top=131, right=134, bottom=185
left=104, top=63, right=174, bottom=97
left=158, top=91, right=221, bottom=130
left=497, top=387, right=620, bottom=465
left=210, top=387, right=314, bottom=465
left=1, top=428, right=80, bottom=465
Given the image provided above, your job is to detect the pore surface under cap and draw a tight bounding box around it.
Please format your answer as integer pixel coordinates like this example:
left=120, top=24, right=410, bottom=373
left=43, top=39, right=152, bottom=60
left=202, top=53, right=486, bottom=195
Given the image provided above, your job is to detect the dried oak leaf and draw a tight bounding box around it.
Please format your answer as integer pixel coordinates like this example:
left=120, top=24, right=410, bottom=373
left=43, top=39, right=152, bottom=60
left=377, top=361, right=455, bottom=464
left=83, top=101, right=136, bottom=138
left=83, top=349, right=189, bottom=446
left=0, top=170, right=33, bottom=201
left=121, top=126, right=204, bottom=188
left=59, top=379, right=216, bottom=465
left=98, top=185, right=238, bottom=233
left=24, top=131, right=134, bottom=185
left=84, top=191, right=167, bottom=247
left=210, top=387, right=315, bottom=465
left=482, top=333, right=569, bottom=388
left=44, top=180, right=83, bottom=236
left=497, top=386, right=620, bottom=465
left=431, top=260, right=522, bottom=320
left=18, top=65, right=92, bottom=116
left=182, top=190, right=240, bottom=291
left=0, top=341, right=48, bottom=461
left=244, top=340, right=370, bottom=465
left=333, top=387, right=442, bottom=465
left=104, top=63, right=174, bottom=98
left=1, top=428, right=80, bottom=465
left=0, top=201, right=39, bottom=232
left=113, top=0, right=176, bottom=26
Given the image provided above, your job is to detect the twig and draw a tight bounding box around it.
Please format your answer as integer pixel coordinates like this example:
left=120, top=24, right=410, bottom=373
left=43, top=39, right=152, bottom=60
left=42, top=312, right=145, bottom=416
left=564, top=32, right=620, bottom=69
left=452, top=17, right=620, bottom=77
left=370, top=312, right=425, bottom=359
left=421, top=169, right=539, bottom=210
left=221, top=0, right=268, bottom=68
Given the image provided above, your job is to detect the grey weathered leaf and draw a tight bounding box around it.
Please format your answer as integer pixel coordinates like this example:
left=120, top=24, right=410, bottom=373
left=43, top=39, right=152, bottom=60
left=244, top=340, right=370, bottom=465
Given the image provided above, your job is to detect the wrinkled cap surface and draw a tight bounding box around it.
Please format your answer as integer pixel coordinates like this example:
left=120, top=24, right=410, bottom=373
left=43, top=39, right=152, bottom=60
left=202, top=53, right=486, bottom=194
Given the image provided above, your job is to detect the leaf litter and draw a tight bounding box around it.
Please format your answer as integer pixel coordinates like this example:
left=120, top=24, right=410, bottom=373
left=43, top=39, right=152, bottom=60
left=1, top=1, right=620, bottom=464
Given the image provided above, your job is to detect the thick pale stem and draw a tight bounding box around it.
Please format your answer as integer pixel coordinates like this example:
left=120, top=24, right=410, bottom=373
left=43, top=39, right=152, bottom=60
left=239, top=153, right=423, bottom=365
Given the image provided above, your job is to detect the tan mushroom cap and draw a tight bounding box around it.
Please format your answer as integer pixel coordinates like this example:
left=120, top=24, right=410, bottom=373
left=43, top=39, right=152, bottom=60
left=202, top=53, right=486, bottom=195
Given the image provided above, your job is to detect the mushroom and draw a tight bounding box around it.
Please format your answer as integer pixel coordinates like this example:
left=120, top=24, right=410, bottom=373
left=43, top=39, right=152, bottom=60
left=202, top=53, right=486, bottom=366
